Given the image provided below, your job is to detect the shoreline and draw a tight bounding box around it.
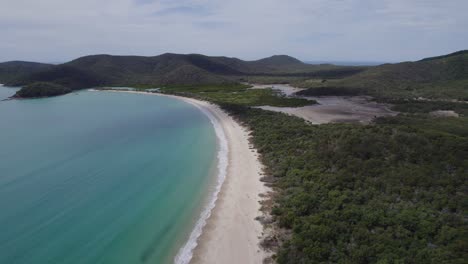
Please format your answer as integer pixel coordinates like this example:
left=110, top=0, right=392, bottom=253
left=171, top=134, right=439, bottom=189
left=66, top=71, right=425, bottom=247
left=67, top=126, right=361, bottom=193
left=100, top=90, right=269, bottom=264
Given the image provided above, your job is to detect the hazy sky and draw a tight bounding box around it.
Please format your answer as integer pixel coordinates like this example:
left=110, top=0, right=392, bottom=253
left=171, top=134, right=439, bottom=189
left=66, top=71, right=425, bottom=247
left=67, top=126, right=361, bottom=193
left=0, top=0, right=467, bottom=63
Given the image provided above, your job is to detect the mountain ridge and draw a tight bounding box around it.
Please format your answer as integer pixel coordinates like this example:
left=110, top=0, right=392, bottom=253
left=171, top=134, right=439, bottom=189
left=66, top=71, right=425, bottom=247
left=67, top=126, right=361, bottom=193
left=2, top=53, right=364, bottom=97
left=3, top=50, right=466, bottom=99
left=0, top=61, right=53, bottom=84
left=297, top=50, right=468, bottom=100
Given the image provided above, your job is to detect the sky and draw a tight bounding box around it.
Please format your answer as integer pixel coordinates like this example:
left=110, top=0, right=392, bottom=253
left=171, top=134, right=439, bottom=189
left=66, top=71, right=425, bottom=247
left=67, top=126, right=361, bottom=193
left=0, top=0, right=467, bottom=63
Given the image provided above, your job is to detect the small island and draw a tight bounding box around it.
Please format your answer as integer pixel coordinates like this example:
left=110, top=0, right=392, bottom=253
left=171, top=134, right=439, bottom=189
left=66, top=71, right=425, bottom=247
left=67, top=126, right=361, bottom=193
left=13, top=82, right=72, bottom=98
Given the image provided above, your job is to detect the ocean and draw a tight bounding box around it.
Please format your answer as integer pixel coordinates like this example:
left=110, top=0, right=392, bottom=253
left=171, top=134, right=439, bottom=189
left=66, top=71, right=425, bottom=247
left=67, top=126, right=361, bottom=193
left=0, top=87, right=219, bottom=264
left=0, top=85, right=19, bottom=100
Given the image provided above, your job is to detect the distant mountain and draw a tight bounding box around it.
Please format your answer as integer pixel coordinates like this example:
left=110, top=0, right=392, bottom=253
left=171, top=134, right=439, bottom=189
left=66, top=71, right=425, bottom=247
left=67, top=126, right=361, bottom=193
left=4, top=53, right=364, bottom=97
left=0, top=61, right=53, bottom=84
left=251, top=55, right=305, bottom=71
left=305, top=61, right=387, bottom=66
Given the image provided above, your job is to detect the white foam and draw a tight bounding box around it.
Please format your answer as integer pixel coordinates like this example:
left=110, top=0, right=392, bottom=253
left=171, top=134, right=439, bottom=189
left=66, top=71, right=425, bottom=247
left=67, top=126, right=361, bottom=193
left=174, top=103, right=228, bottom=264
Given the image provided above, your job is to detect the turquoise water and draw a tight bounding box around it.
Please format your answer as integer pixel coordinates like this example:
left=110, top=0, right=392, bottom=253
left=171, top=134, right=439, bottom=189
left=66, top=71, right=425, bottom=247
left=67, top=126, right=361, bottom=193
left=0, top=88, right=218, bottom=264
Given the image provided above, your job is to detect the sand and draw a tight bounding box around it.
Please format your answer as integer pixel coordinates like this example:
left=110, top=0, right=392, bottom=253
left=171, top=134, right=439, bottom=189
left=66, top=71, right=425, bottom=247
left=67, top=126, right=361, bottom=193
left=101, top=90, right=268, bottom=264
left=258, top=96, right=397, bottom=124
left=249, top=83, right=305, bottom=96
left=430, top=110, right=460, bottom=118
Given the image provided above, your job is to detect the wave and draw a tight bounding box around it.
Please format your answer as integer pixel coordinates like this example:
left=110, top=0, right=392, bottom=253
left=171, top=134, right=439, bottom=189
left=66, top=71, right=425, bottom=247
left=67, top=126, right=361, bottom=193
left=174, top=103, right=228, bottom=264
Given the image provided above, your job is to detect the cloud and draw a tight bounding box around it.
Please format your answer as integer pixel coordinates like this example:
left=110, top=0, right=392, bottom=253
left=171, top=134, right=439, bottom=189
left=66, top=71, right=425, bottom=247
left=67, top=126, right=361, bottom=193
left=152, top=5, right=211, bottom=16
left=0, top=0, right=466, bottom=62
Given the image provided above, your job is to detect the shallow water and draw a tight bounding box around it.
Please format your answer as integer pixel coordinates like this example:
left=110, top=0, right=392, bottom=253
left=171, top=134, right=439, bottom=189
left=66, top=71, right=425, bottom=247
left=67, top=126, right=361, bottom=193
left=0, top=85, right=19, bottom=100
left=0, top=88, right=217, bottom=264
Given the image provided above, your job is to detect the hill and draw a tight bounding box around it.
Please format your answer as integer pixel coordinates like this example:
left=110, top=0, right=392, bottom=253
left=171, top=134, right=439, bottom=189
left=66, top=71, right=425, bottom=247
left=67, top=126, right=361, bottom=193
left=420, top=50, right=468, bottom=62
left=297, top=50, right=468, bottom=100
left=12, top=65, right=107, bottom=90
left=0, top=61, right=53, bottom=84
left=4, top=53, right=365, bottom=97
left=13, top=82, right=71, bottom=98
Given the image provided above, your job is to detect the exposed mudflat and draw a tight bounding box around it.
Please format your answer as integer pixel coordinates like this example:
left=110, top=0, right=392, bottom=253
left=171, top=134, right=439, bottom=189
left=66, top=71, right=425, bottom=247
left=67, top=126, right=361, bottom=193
left=249, top=84, right=306, bottom=96
left=430, top=110, right=460, bottom=118
left=250, top=84, right=397, bottom=124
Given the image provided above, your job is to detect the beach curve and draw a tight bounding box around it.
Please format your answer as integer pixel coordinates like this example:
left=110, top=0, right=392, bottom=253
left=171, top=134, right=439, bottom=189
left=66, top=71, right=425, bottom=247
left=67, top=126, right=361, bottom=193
left=101, top=90, right=268, bottom=264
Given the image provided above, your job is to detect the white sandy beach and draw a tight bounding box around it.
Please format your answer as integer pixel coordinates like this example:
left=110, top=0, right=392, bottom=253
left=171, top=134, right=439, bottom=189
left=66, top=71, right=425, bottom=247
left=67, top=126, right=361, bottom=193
left=103, top=90, right=268, bottom=264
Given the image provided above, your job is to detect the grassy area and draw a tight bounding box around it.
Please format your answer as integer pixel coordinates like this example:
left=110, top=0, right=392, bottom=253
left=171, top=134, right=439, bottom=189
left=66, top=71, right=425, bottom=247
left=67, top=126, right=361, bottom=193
left=160, top=83, right=249, bottom=93
left=194, top=89, right=311, bottom=107
left=233, top=75, right=308, bottom=84
left=387, top=100, right=468, bottom=116
left=295, top=78, right=468, bottom=101
left=139, top=84, right=315, bottom=107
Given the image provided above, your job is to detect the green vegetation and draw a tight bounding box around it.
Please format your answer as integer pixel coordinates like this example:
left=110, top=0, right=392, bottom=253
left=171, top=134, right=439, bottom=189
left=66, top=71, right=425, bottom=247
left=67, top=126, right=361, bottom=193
left=296, top=86, right=363, bottom=96
left=4, top=50, right=467, bottom=262
left=4, top=53, right=363, bottom=97
left=147, top=59, right=468, bottom=262
left=4, top=50, right=467, bottom=101
left=194, top=89, right=311, bottom=107
left=196, top=89, right=308, bottom=107
left=387, top=100, right=468, bottom=116
left=420, top=50, right=468, bottom=62
left=10, top=65, right=106, bottom=90
left=143, top=53, right=468, bottom=263
left=159, top=83, right=250, bottom=93
left=0, top=61, right=52, bottom=84
left=296, top=50, right=468, bottom=101
left=221, top=105, right=467, bottom=264
left=155, top=84, right=314, bottom=107
left=236, top=75, right=306, bottom=85
left=14, top=82, right=71, bottom=98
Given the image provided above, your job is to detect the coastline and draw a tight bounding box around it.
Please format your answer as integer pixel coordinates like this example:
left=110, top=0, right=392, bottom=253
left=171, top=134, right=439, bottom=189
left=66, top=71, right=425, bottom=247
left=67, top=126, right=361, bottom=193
left=101, top=90, right=269, bottom=264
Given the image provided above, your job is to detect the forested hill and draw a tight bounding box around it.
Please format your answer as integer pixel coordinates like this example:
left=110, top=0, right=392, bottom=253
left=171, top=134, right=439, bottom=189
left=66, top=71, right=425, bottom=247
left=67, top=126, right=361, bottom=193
left=5, top=50, right=467, bottom=99
left=420, top=50, right=468, bottom=62
left=1, top=53, right=365, bottom=97
left=297, top=50, right=468, bottom=100
left=0, top=61, right=53, bottom=84
left=347, top=50, right=468, bottom=86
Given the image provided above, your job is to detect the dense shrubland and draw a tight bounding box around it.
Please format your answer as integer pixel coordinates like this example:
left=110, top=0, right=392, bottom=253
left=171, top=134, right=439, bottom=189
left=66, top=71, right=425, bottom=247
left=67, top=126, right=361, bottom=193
left=159, top=84, right=314, bottom=107
left=222, top=104, right=467, bottom=264
left=295, top=51, right=468, bottom=101
left=13, top=82, right=71, bottom=98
